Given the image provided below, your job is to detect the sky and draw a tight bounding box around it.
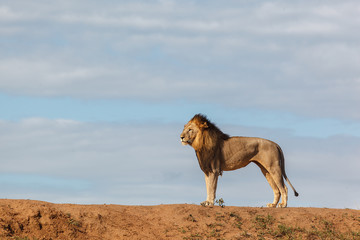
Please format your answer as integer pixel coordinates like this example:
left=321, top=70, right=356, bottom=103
left=0, top=0, right=359, bottom=209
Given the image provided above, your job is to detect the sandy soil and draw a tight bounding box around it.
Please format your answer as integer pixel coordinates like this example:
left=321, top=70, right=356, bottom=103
left=0, top=199, right=359, bottom=240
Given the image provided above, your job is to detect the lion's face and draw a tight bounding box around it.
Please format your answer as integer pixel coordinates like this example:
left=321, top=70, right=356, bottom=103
left=180, top=122, right=200, bottom=146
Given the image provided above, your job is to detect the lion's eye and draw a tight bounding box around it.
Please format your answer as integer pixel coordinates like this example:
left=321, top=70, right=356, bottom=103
left=188, top=129, right=192, bottom=132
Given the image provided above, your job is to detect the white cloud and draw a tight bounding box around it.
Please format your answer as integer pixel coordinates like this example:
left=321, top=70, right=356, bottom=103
left=0, top=0, right=360, bottom=121
left=0, top=6, right=17, bottom=20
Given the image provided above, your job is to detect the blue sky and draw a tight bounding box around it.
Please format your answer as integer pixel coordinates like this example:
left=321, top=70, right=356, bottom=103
left=0, top=0, right=359, bottom=208
left=2, top=93, right=359, bottom=138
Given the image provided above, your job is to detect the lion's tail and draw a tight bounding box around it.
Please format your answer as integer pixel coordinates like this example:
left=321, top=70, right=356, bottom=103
left=278, top=145, right=299, bottom=197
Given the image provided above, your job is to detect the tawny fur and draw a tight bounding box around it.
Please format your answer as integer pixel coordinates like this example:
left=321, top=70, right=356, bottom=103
left=180, top=114, right=298, bottom=208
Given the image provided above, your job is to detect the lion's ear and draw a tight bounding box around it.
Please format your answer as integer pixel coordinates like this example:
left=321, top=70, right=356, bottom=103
left=200, top=121, right=209, bottom=129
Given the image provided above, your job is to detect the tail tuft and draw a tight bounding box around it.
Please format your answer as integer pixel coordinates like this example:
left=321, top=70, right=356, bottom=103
left=295, top=191, right=299, bottom=197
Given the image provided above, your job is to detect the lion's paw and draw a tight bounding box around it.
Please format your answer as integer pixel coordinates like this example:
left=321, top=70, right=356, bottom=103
left=200, top=201, right=214, bottom=206
left=277, top=203, right=287, bottom=208
left=266, top=203, right=277, bottom=208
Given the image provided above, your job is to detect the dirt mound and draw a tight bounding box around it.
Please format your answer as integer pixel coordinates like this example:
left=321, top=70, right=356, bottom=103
left=0, top=199, right=359, bottom=239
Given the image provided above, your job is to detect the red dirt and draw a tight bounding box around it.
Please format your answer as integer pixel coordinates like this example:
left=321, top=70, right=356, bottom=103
left=0, top=199, right=359, bottom=239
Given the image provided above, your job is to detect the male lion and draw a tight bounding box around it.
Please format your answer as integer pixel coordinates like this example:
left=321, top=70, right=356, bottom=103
left=180, top=114, right=299, bottom=208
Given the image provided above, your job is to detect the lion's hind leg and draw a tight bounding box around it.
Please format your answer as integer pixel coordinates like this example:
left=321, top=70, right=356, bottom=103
left=255, top=162, right=280, bottom=208
left=268, top=167, right=288, bottom=208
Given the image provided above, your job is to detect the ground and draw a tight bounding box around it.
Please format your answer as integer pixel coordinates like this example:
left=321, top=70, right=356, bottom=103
left=0, top=199, right=359, bottom=240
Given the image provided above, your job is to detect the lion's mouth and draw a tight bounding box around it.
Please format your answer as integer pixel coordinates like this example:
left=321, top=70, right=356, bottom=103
left=180, top=138, right=191, bottom=145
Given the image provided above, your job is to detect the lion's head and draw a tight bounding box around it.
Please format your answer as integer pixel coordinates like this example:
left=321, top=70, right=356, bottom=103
left=180, top=114, right=229, bottom=150
left=180, top=114, right=209, bottom=147
left=180, top=114, right=230, bottom=174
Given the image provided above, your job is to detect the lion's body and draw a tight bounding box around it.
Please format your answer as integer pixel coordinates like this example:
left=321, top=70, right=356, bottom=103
left=222, top=137, right=277, bottom=170
left=180, top=114, right=298, bottom=208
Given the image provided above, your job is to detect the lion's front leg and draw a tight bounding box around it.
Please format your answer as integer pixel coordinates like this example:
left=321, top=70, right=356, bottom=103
left=201, top=172, right=219, bottom=206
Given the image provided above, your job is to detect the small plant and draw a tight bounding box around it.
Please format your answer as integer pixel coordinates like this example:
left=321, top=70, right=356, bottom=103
left=254, top=214, right=274, bottom=230
left=229, top=212, right=240, bottom=218
left=207, top=222, right=224, bottom=228
left=215, top=198, right=225, bottom=208
left=241, top=231, right=251, bottom=238
left=215, top=212, right=226, bottom=221
left=209, top=229, right=221, bottom=238
left=230, top=212, right=243, bottom=229
left=352, top=231, right=360, bottom=238
left=68, top=218, right=81, bottom=227
left=191, top=233, right=202, bottom=238
left=277, top=224, right=295, bottom=238
left=65, top=212, right=82, bottom=227
left=234, top=221, right=242, bottom=230
left=186, top=214, right=197, bottom=222
left=183, top=233, right=202, bottom=240
left=322, top=219, right=335, bottom=235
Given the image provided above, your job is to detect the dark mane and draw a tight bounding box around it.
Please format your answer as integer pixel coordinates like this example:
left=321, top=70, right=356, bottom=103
left=191, top=114, right=230, bottom=140
left=191, top=114, right=230, bottom=175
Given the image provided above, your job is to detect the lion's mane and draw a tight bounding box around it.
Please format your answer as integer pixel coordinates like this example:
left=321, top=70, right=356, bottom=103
left=190, top=114, right=230, bottom=176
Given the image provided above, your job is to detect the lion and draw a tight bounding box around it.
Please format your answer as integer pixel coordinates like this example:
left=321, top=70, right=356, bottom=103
left=180, top=114, right=299, bottom=208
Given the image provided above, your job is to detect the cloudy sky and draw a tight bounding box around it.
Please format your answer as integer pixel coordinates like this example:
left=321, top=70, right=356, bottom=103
left=1, top=0, right=359, bottom=209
